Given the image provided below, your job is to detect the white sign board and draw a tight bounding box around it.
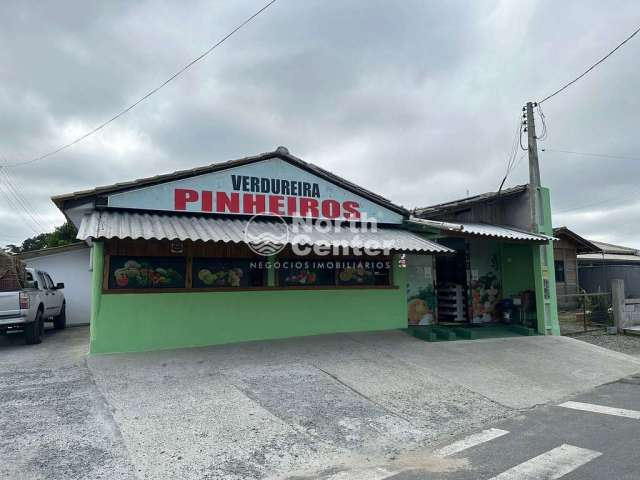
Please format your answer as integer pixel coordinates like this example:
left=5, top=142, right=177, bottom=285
left=107, top=158, right=404, bottom=224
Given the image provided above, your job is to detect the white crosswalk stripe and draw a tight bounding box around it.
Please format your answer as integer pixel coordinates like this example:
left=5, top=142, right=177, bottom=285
left=488, top=444, right=602, bottom=480
left=434, top=428, right=510, bottom=457
left=558, top=401, right=640, bottom=419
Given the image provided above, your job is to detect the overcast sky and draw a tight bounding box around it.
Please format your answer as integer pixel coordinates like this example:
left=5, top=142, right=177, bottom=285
left=1, top=0, right=639, bottom=249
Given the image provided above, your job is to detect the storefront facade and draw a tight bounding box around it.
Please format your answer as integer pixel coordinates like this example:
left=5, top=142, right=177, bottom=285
left=86, top=243, right=412, bottom=353
left=54, top=148, right=559, bottom=353
left=55, top=147, right=450, bottom=353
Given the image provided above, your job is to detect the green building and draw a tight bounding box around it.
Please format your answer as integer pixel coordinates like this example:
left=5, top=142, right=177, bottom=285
left=53, top=147, right=559, bottom=354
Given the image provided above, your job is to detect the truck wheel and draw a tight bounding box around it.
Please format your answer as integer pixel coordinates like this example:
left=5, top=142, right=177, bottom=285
left=25, top=310, right=44, bottom=345
left=53, top=303, right=67, bottom=330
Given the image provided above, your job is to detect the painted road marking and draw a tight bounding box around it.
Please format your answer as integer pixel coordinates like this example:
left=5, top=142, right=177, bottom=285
left=488, top=444, right=601, bottom=480
left=435, top=428, right=510, bottom=457
left=323, top=467, right=394, bottom=480
left=558, top=401, right=640, bottom=420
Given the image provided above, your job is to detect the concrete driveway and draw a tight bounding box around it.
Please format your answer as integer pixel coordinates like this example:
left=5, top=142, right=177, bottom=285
left=2, top=327, right=640, bottom=479
left=0, top=327, right=137, bottom=480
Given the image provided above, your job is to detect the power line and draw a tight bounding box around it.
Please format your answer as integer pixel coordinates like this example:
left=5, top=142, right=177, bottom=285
left=0, top=151, right=47, bottom=234
left=555, top=190, right=640, bottom=214
left=498, top=117, right=522, bottom=192
left=535, top=104, right=548, bottom=141
left=0, top=171, right=41, bottom=232
left=1, top=0, right=278, bottom=169
left=539, top=24, right=640, bottom=104
left=0, top=164, right=49, bottom=231
left=512, top=150, right=528, bottom=171
left=0, top=153, right=50, bottom=233
left=545, top=145, right=640, bottom=213
left=541, top=148, right=640, bottom=161
left=0, top=162, right=49, bottom=228
left=0, top=179, right=41, bottom=235
left=0, top=180, right=48, bottom=233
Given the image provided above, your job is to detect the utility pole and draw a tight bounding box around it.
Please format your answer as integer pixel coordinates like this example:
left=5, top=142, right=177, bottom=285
left=523, top=101, right=560, bottom=335
left=525, top=101, right=541, bottom=231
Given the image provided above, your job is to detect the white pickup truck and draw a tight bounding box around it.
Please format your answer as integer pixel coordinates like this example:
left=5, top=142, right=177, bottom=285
left=0, top=268, right=66, bottom=344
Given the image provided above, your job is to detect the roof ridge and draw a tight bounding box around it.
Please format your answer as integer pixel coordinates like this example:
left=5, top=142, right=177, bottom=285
left=52, top=147, right=409, bottom=216
left=414, top=184, right=529, bottom=215
left=589, top=239, right=639, bottom=254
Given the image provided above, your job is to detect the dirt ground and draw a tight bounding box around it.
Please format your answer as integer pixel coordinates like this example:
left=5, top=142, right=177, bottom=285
left=569, top=330, right=640, bottom=357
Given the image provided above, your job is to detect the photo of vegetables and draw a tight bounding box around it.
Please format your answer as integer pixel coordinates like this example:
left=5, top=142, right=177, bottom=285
left=337, top=265, right=375, bottom=285
left=192, top=259, right=251, bottom=288
left=110, top=257, right=185, bottom=289
left=284, top=269, right=318, bottom=285
left=279, top=260, right=334, bottom=286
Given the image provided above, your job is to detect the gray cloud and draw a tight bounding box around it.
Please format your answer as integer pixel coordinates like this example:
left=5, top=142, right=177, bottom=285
left=0, top=0, right=638, bottom=248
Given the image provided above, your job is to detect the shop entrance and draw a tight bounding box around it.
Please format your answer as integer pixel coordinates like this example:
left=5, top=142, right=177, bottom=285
left=435, top=238, right=469, bottom=324
left=406, top=237, right=541, bottom=342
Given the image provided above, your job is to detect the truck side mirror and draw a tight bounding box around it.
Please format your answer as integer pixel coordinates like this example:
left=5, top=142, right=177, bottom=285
left=56, top=282, right=65, bottom=290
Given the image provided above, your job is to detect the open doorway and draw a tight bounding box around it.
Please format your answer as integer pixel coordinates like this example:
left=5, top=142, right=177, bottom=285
left=435, top=238, right=469, bottom=324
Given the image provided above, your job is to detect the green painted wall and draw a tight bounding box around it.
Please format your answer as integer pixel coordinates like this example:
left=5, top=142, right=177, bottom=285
left=89, top=251, right=408, bottom=354
left=500, top=243, right=535, bottom=298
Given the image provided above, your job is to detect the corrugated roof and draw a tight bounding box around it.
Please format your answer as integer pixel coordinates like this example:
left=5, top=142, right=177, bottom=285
left=77, top=211, right=452, bottom=254
left=409, top=217, right=553, bottom=242
left=53, top=147, right=409, bottom=216
left=414, top=184, right=528, bottom=217
left=552, top=227, right=601, bottom=253
left=588, top=240, right=638, bottom=255
left=578, top=253, right=640, bottom=263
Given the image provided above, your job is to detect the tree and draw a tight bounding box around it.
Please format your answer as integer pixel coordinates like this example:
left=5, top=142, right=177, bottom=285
left=48, top=222, right=79, bottom=247
left=6, top=222, right=79, bottom=254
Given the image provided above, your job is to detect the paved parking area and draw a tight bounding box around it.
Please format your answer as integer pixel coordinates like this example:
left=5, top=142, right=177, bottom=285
left=2, top=327, right=640, bottom=479
left=88, top=332, right=511, bottom=479
left=0, top=327, right=136, bottom=480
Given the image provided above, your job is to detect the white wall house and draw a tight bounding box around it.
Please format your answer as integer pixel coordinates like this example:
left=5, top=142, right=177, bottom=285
left=20, top=243, right=91, bottom=326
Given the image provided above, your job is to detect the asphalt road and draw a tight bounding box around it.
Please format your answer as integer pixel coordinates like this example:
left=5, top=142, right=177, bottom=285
left=381, top=374, right=640, bottom=479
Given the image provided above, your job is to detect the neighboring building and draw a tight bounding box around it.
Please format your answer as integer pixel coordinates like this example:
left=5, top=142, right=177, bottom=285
left=51, top=149, right=559, bottom=354
left=551, top=227, right=601, bottom=309
left=414, top=184, right=532, bottom=228
left=578, top=240, right=640, bottom=298
left=19, top=243, right=91, bottom=325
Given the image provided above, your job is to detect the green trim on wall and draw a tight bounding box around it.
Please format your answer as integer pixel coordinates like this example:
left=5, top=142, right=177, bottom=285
left=532, top=187, right=560, bottom=335
left=89, top=254, right=408, bottom=354
left=90, top=241, right=104, bottom=348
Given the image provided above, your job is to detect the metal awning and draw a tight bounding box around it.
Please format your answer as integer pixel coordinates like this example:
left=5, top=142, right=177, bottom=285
left=77, top=210, right=453, bottom=253
left=409, top=217, right=554, bottom=242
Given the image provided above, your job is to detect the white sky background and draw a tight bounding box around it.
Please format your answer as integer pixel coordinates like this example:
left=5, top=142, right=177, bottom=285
left=0, top=0, right=639, bottom=248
